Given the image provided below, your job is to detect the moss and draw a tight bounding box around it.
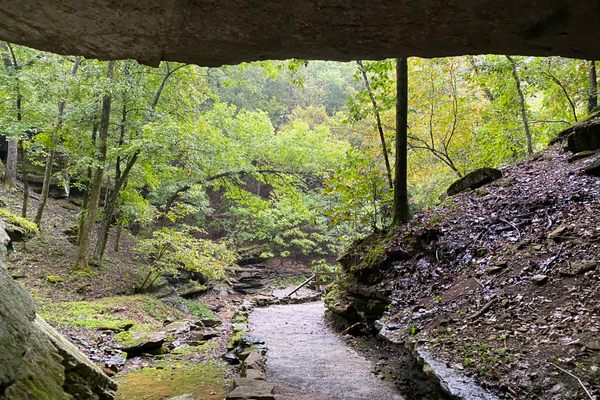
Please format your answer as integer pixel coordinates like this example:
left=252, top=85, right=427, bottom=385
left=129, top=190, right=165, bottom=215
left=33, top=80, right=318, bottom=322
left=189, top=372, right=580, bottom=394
left=115, top=363, right=225, bottom=400
left=355, top=245, right=385, bottom=272
left=46, top=275, right=64, bottom=284
left=38, top=300, right=135, bottom=330
left=113, top=324, right=157, bottom=347
left=0, top=208, right=39, bottom=235
left=38, top=295, right=183, bottom=331
left=227, top=327, right=246, bottom=350
left=429, top=214, right=442, bottom=226
left=176, top=298, right=217, bottom=320
left=232, top=312, right=248, bottom=324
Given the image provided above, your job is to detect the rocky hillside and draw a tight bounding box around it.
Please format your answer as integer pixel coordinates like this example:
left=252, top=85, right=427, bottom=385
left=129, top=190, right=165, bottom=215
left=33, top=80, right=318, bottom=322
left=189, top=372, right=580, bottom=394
left=326, top=123, right=600, bottom=399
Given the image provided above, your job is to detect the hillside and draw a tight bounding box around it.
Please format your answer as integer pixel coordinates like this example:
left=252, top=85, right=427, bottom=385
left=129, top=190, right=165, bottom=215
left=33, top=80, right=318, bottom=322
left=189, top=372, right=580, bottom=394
left=327, top=144, right=600, bottom=399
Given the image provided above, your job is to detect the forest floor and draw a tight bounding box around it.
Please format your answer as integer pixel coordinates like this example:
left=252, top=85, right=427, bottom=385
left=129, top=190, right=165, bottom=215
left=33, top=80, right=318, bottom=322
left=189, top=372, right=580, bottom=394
left=372, top=145, right=600, bottom=399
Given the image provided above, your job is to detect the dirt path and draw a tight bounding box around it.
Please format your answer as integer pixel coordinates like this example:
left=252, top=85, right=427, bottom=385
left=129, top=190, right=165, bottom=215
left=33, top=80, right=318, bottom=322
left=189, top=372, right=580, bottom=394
left=249, top=302, right=404, bottom=400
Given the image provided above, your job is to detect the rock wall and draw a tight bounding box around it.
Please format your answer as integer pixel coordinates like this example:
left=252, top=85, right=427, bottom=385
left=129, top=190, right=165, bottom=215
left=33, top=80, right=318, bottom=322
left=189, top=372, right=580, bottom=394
left=0, top=223, right=117, bottom=400
left=1, top=1, right=600, bottom=66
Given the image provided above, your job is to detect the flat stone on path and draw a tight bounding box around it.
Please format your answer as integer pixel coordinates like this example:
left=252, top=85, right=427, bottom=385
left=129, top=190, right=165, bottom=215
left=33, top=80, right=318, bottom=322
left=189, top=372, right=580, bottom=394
left=227, top=379, right=276, bottom=400
left=249, top=302, right=404, bottom=400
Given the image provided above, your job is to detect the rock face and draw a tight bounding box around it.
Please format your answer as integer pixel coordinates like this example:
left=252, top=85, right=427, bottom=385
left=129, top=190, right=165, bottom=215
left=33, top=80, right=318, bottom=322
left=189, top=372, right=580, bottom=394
left=446, top=167, right=502, bottom=196
left=0, top=226, right=116, bottom=399
left=565, top=115, right=600, bottom=153
left=1, top=1, right=600, bottom=66
left=231, top=264, right=276, bottom=294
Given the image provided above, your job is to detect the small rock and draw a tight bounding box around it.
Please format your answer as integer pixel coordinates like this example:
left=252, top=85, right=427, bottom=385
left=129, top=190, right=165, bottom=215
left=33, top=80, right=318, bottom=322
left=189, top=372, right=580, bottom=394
left=223, top=351, right=240, bottom=365
left=531, top=274, right=548, bottom=284
left=547, top=225, right=575, bottom=242
left=584, top=341, right=600, bottom=351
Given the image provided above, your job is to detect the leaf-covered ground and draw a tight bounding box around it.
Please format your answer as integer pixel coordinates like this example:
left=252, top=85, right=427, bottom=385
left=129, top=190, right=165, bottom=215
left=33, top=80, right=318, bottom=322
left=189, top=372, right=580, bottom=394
left=375, top=146, right=599, bottom=398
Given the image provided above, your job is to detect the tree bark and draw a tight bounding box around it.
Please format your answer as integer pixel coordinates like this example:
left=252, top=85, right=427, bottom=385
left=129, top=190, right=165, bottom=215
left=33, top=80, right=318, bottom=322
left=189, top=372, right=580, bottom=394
left=4, top=140, right=17, bottom=189
left=74, top=60, right=115, bottom=271
left=356, top=61, right=393, bottom=189
left=35, top=58, right=81, bottom=226
left=589, top=60, right=598, bottom=113
left=18, top=142, right=28, bottom=217
left=506, top=55, right=533, bottom=155
left=392, top=58, right=410, bottom=226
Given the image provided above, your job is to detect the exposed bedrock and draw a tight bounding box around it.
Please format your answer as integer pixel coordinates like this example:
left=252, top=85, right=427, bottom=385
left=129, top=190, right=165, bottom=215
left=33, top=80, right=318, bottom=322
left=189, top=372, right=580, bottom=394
left=1, top=1, right=600, bottom=66
left=0, top=223, right=117, bottom=400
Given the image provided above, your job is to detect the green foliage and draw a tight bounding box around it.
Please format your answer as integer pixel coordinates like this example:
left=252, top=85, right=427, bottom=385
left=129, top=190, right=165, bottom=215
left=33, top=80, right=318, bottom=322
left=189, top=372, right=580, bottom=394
left=135, top=227, right=235, bottom=291
left=1, top=41, right=596, bottom=268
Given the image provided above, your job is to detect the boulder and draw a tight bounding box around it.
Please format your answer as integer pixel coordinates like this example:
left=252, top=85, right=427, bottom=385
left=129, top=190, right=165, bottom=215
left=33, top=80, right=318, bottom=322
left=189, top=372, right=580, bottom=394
left=116, top=331, right=167, bottom=355
left=0, top=257, right=117, bottom=399
left=0, top=221, right=10, bottom=259
left=566, top=116, right=600, bottom=153
left=447, top=168, right=502, bottom=196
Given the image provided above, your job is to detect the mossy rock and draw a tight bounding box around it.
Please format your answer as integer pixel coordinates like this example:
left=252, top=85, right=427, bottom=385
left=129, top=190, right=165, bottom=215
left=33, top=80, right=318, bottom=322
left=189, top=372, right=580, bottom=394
left=114, top=328, right=167, bottom=354
left=0, top=208, right=39, bottom=240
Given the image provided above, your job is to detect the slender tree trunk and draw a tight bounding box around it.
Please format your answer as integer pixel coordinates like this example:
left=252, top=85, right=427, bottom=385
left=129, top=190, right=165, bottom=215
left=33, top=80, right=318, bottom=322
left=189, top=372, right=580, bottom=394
left=18, top=142, right=28, bottom=217
left=589, top=60, right=598, bottom=113
left=35, top=58, right=81, bottom=226
left=74, top=60, right=115, bottom=271
left=77, top=123, right=98, bottom=246
left=4, top=140, right=17, bottom=189
left=392, top=58, right=410, bottom=226
left=91, top=151, right=138, bottom=263
left=357, top=61, right=393, bottom=189
left=114, top=224, right=122, bottom=253
left=506, top=55, right=533, bottom=155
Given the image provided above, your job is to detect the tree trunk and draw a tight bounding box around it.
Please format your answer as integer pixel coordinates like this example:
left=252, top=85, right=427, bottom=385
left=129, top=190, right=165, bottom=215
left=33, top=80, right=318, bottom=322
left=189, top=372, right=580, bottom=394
left=114, top=224, right=122, bottom=253
left=356, top=61, right=394, bottom=189
left=18, top=142, right=28, bottom=217
left=506, top=55, right=533, bottom=155
left=91, top=151, right=138, bottom=263
left=74, top=60, right=115, bottom=271
left=35, top=58, right=81, bottom=226
left=77, top=123, right=98, bottom=246
left=3, top=140, right=17, bottom=189
left=392, top=57, right=410, bottom=226
left=589, top=60, right=598, bottom=113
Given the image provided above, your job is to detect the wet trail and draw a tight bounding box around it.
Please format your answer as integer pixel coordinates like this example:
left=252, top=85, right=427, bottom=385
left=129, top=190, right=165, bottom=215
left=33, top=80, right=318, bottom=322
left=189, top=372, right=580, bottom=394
left=249, top=302, right=404, bottom=400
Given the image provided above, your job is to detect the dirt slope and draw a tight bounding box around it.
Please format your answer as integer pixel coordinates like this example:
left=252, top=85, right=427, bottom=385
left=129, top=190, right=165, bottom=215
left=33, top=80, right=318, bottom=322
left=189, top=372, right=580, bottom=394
left=331, top=146, right=599, bottom=399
